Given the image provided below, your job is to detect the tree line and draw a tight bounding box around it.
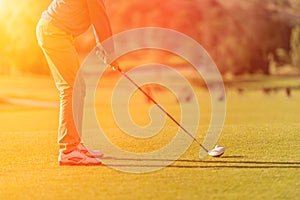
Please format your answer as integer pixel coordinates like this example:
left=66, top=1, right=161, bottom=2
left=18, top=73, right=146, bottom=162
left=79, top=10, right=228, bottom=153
left=0, top=0, right=299, bottom=75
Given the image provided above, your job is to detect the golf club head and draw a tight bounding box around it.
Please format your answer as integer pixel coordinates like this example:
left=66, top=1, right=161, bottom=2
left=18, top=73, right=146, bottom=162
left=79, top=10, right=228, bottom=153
left=200, top=145, right=226, bottom=158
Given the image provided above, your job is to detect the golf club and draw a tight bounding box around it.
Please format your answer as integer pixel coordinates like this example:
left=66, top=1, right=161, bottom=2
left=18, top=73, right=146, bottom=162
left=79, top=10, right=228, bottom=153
left=115, top=67, right=209, bottom=152
left=98, top=53, right=225, bottom=157
left=114, top=65, right=225, bottom=157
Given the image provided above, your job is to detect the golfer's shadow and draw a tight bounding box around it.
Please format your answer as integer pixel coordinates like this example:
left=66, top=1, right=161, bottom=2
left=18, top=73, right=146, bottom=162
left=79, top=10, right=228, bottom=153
left=101, top=156, right=300, bottom=169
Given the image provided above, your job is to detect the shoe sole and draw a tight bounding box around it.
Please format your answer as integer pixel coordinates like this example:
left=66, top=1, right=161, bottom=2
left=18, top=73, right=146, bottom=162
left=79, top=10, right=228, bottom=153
left=85, top=153, right=104, bottom=158
left=59, top=161, right=102, bottom=166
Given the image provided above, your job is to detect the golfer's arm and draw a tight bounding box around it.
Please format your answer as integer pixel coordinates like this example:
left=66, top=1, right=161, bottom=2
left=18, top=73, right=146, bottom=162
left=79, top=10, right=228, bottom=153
left=87, top=0, right=114, bottom=51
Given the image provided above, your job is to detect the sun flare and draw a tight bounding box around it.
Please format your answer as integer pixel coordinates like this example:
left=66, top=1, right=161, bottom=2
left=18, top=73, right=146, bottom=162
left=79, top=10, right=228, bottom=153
left=0, top=0, right=5, bottom=11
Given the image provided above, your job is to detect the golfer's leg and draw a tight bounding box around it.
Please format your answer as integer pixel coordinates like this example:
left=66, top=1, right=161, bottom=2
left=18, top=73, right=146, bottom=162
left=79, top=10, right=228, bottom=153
left=73, top=73, right=86, bottom=137
left=36, top=19, right=85, bottom=153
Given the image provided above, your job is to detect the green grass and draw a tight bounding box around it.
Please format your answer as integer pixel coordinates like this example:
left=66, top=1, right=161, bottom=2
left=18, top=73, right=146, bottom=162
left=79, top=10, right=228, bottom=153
left=0, top=75, right=299, bottom=200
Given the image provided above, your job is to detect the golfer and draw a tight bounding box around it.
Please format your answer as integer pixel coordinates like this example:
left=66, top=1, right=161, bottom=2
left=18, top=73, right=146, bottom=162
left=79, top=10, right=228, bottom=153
left=36, top=0, right=115, bottom=166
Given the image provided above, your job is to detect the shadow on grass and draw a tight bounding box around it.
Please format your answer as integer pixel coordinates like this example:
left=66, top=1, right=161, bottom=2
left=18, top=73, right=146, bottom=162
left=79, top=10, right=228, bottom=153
left=101, top=157, right=300, bottom=169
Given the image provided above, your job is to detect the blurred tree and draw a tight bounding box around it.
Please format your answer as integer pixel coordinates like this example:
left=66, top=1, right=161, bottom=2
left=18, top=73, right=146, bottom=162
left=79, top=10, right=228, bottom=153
left=291, top=25, right=300, bottom=68
left=265, top=0, right=300, bottom=69
left=217, top=0, right=292, bottom=74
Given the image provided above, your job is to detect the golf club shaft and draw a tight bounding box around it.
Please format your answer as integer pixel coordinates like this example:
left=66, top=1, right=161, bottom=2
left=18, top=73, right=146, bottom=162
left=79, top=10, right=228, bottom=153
left=115, top=67, right=209, bottom=153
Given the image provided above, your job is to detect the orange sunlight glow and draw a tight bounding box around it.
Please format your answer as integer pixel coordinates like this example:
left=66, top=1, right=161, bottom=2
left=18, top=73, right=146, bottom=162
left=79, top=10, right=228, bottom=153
left=0, top=0, right=8, bottom=16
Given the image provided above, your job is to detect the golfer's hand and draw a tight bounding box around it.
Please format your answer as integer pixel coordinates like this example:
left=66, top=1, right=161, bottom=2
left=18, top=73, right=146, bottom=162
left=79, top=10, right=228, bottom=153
left=110, top=61, right=120, bottom=72
left=95, top=43, right=107, bottom=64
left=95, top=43, right=120, bottom=71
